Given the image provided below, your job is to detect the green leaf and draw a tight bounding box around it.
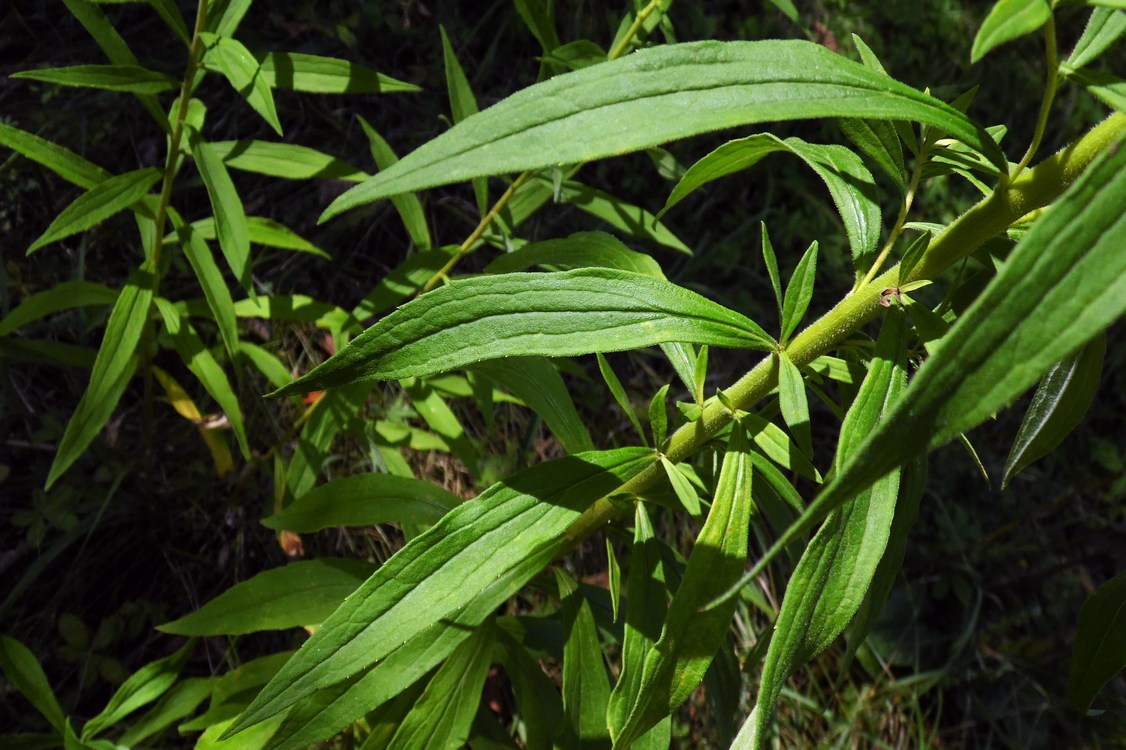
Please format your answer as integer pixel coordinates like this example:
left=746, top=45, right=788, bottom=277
left=324, top=39, right=1001, bottom=220
left=740, top=311, right=908, bottom=749
left=0, top=636, right=67, bottom=734
left=1002, top=333, right=1105, bottom=488
left=226, top=448, right=658, bottom=734
left=200, top=33, right=283, bottom=135
left=27, top=168, right=161, bottom=254
left=661, top=457, right=702, bottom=517
left=205, top=0, right=251, bottom=36
left=191, top=135, right=250, bottom=286
left=176, top=221, right=240, bottom=360
left=182, top=216, right=329, bottom=259
left=780, top=241, right=818, bottom=343
left=1069, top=569, right=1126, bottom=712
left=649, top=384, right=670, bottom=448
left=158, top=559, right=376, bottom=636
left=514, top=0, right=561, bottom=54
left=599, top=353, right=648, bottom=447
left=662, top=135, right=879, bottom=266
left=0, top=122, right=111, bottom=189
left=117, top=676, right=214, bottom=747
left=282, top=384, right=372, bottom=504
left=403, top=380, right=481, bottom=479
left=842, top=34, right=907, bottom=192
left=350, top=250, right=455, bottom=320
left=971, top=0, right=1052, bottom=63
left=483, top=231, right=663, bottom=278
left=146, top=0, right=189, bottom=43
left=12, top=64, right=177, bottom=93
left=271, top=269, right=773, bottom=396
left=741, top=411, right=822, bottom=483
left=1068, top=7, right=1126, bottom=69
left=1062, top=66, right=1126, bottom=115
left=614, top=426, right=754, bottom=747
left=47, top=265, right=155, bottom=489
left=897, top=229, right=931, bottom=284
left=358, top=116, right=432, bottom=251
left=550, top=177, right=691, bottom=254
left=777, top=351, right=812, bottom=458
left=0, top=281, right=118, bottom=337
left=82, top=640, right=194, bottom=739
left=760, top=224, right=783, bottom=322
left=387, top=619, right=496, bottom=750
left=208, top=140, right=366, bottom=181
left=471, top=358, right=595, bottom=454
left=556, top=570, right=612, bottom=745
left=498, top=630, right=568, bottom=750
left=256, top=51, right=421, bottom=94
left=154, top=299, right=250, bottom=459
left=261, top=474, right=461, bottom=533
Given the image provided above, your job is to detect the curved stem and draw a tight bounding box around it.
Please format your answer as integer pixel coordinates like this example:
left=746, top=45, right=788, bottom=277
left=855, top=141, right=926, bottom=291
left=1010, top=18, right=1059, bottom=182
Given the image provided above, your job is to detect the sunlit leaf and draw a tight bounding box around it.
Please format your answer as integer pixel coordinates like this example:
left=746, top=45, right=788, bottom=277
left=27, top=168, right=161, bottom=254
left=971, top=0, right=1052, bottom=63
left=12, top=64, right=177, bottom=93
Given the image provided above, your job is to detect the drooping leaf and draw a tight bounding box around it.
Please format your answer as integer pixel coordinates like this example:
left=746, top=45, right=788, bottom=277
left=207, top=140, right=366, bottom=181
left=82, top=640, right=195, bottom=739
left=27, top=168, right=161, bottom=254
left=261, top=474, right=462, bottom=533
left=323, top=39, right=1002, bottom=219
left=0, top=121, right=111, bottom=189
left=226, top=448, right=657, bottom=734
left=0, top=636, right=67, bottom=734
left=1069, top=569, right=1126, bottom=712
left=971, top=0, right=1052, bottom=63
left=0, top=281, right=118, bottom=337
left=358, top=116, right=432, bottom=251
left=176, top=221, right=240, bottom=360
left=271, top=269, right=774, bottom=396
left=556, top=570, right=612, bottom=745
left=256, top=51, right=421, bottom=94
left=1002, top=333, right=1105, bottom=488
left=12, top=64, right=177, bottom=93
left=614, top=426, right=753, bottom=747
left=201, top=34, right=283, bottom=135
left=191, top=135, right=250, bottom=286
left=46, top=265, right=155, bottom=489
left=158, top=559, right=376, bottom=636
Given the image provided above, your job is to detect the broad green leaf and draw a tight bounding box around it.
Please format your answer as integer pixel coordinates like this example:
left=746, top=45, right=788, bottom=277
left=556, top=570, right=612, bottom=745
left=117, top=676, right=214, bottom=746
left=740, top=311, right=908, bottom=749
left=971, top=0, right=1052, bottom=63
left=606, top=505, right=672, bottom=749
left=1068, top=7, right=1126, bottom=69
left=226, top=448, right=657, bottom=735
left=471, top=358, right=595, bottom=454
left=158, top=559, right=376, bottom=636
left=358, top=116, right=431, bottom=251
left=614, top=426, right=753, bottom=747
left=323, top=39, right=1002, bottom=219
left=760, top=224, right=783, bottom=321
left=183, top=216, right=329, bottom=259
left=12, top=64, right=177, bottom=93
left=599, top=353, right=648, bottom=447
left=200, top=34, right=283, bottom=135
left=1002, top=333, right=1105, bottom=488
left=387, top=619, right=496, bottom=750
left=0, top=122, right=111, bottom=189
left=0, top=281, right=118, bottom=337
left=191, top=135, right=250, bottom=285
left=46, top=265, right=154, bottom=489
left=208, top=140, right=366, bottom=181
left=777, top=351, right=812, bottom=458
left=82, top=640, right=194, bottom=739
left=662, top=135, right=879, bottom=265
left=719, top=134, right=1126, bottom=672
left=154, top=299, right=250, bottom=459
left=551, top=178, right=691, bottom=254
left=27, top=168, right=161, bottom=254
left=0, top=636, right=67, bottom=733
left=780, top=241, right=818, bottom=342
left=261, top=474, right=461, bottom=533
left=1069, top=569, right=1126, bottom=711
left=483, top=231, right=663, bottom=278
left=271, top=269, right=773, bottom=396
left=257, top=51, right=421, bottom=94
left=176, top=221, right=240, bottom=360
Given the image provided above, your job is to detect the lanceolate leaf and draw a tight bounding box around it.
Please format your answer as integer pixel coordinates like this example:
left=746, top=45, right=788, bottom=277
left=1068, top=7, right=1126, bottom=70
left=322, top=39, right=1002, bottom=219
left=556, top=570, right=612, bottom=745
left=358, top=116, right=432, bottom=251
left=261, top=474, right=462, bottom=533
left=256, top=51, right=421, bottom=94
left=191, top=135, right=251, bottom=285
left=0, top=281, right=118, bottom=337
left=201, top=34, right=283, bottom=135
left=0, top=121, right=111, bottom=189
left=0, top=636, right=67, bottom=733
left=483, top=231, right=664, bottom=278
left=740, top=311, right=908, bottom=749
left=780, top=241, right=818, bottom=342
left=46, top=265, right=155, bottom=489
left=227, top=448, right=658, bottom=734
left=82, top=640, right=195, bottom=739
left=209, top=140, right=366, bottom=181
left=1002, top=333, right=1105, bottom=488
left=614, top=426, right=754, bottom=747
left=27, top=168, right=161, bottom=254
left=719, top=135, right=1126, bottom=662
left=176, top=221, right=240, bottom=360
left=971, top=0, right=1052, bottom=63
left=270, top=269, right=774, bottom=396
left=12, top=64, right=178, bottom=94
left=1069, top=570, right=1126, bottom=712
left=158, top=559, right=377, bottom=636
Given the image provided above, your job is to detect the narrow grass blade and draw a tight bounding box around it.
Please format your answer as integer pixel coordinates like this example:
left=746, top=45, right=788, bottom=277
left=271, top=268, right=774, bottom=396
left=27, top=168, right=161, bottom=254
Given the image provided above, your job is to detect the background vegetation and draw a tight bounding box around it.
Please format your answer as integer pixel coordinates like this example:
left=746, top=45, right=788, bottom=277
left=2, top=1, right=1124, bottom=747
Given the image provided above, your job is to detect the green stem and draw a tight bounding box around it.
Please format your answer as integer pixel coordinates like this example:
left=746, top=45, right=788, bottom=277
left=855, top=141, right=926, bottom=291
left=567, top=111, right=1126, bottom=541
left=1010, top=18, right=1059, bottom=182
